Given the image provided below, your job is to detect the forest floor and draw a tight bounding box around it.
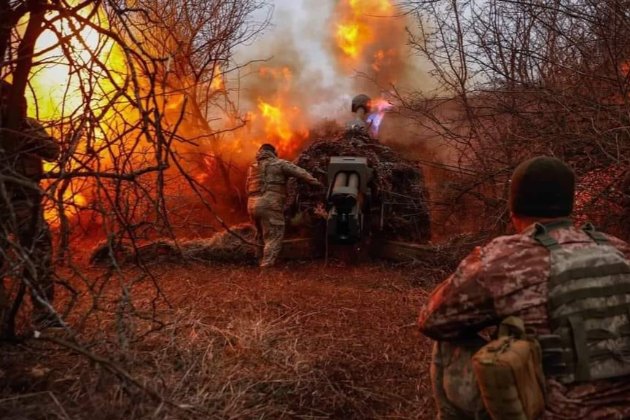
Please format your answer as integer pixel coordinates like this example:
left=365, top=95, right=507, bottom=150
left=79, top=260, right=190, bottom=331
left=0, top=258, right=444, bottom=419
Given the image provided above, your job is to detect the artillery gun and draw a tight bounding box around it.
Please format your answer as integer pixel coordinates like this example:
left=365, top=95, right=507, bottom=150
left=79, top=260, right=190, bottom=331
left=282, top=126, right=433, bottom=262
left=326, top=156, right=372, bottom=245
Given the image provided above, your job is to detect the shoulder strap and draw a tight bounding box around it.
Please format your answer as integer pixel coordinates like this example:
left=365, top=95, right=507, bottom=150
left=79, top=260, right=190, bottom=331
left=532, top=223, right=561, bottom=250
left=581, top=222, right=609, bottom=245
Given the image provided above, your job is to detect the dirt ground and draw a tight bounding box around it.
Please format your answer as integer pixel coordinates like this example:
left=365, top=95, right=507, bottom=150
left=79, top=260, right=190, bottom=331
left=0, top=259, right=441, bottom=419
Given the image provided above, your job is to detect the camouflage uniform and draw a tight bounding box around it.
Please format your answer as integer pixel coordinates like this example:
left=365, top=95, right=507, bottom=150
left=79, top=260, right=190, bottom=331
left=1, top=117, right=60, bottom=324
left=419, top=221, right=630, bottom=419
left=345, top=115, right=370, bottom=134
left=346, top=94, right=372, bottom=136
left=246, top=149, right=319, bottom=267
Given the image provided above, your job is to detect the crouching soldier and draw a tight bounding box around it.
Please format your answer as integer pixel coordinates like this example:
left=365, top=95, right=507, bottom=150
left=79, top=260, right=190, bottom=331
left=246, top=144, right=322, bottom=268
left=419, top=156, right=630, bottom=419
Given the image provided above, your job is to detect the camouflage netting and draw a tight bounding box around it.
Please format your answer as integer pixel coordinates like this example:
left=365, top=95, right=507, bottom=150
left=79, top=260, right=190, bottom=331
left=90, top=223, right=258, bottom=266
left=287, top=129, right=431, bottom=243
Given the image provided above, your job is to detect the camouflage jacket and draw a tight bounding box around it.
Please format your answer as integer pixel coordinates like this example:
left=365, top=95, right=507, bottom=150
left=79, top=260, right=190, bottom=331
left=7, top=118, right=60, bottom=182
left=246, top=149, right=318, bottom=198
left=419, top=221, right=630, bottom=419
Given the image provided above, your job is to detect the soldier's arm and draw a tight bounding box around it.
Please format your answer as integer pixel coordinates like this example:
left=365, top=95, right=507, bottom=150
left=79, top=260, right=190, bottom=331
left=281, top=161, right=321, bottom=186
left=23, top=118, right=60, bottom=161
left=418, top=246, right=497, bottom=341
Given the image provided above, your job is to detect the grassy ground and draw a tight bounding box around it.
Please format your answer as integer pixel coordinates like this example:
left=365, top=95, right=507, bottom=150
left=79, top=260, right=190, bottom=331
left=0, top=260, right=440, bottom=419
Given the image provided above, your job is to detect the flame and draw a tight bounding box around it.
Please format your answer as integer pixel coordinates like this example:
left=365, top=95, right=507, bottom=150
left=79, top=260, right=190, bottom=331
left=366, top=97, right=393, bottom=137
left=257, top=100, right=308, bottom=155
left=337, top=23, right=365, bottom=59
left=335, top=0, right=395, bottom=63
left=44, top=188, right=88, bottom=226
left=258, top=101, right=294, bottom=141
left=16, top=0, right=408, bottom=234
left=254, top=66, right=308, bottom=156
left=26, top=4, right=115, bottom=226
left=208, top=65, right=308, bottom=162
left=23, top=2, right=135, bottom=228
left=211, top=72, right=225, bottom=91
left=26, top=5, right=123, bottom=122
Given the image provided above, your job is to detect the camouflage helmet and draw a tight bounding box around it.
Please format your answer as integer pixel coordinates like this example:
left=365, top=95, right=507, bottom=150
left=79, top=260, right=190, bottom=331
left=351, top=94, right=371, bottom=114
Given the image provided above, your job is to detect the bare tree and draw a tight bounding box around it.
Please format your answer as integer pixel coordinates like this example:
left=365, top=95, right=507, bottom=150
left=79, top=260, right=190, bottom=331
left=399, top=0, right=630, bottom=236
left=0, top=0, right=268, bottom=345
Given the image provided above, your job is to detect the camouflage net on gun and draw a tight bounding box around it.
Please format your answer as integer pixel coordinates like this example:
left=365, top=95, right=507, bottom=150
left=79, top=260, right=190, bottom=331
left=90, top=223, right=258, bottom=266
left=287, top=130, right=431, bottom=243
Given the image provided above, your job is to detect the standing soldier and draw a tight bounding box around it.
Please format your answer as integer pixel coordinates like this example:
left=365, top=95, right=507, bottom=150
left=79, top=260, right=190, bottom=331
left=246, top=143, right=322, bottom=268
left=0, top=80, right=61, bottom=331
left=345, top=93, right=372, bottom=134
left=419, top=156, right=630, bottom=419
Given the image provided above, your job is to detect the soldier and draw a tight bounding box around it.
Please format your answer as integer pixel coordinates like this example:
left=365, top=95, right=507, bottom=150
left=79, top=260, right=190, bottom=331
left=345, top=94, right=372, bottom=134
left=0, top=80, right=61, bottom=330
left=246, top=143, right=322, bottom=268
left=419, top=156, right=630, bottom=419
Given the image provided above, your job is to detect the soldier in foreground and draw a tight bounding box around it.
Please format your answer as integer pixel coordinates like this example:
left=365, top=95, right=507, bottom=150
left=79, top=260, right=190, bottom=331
left=0, top=81, right=61, bottom=330
left=419, top=156, right=630, bottom=419
left=246, top=143, right=322, bottom=267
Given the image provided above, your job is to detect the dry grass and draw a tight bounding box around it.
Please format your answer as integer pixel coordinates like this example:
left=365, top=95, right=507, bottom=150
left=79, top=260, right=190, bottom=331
left=0, top=260, right=439, bottom=419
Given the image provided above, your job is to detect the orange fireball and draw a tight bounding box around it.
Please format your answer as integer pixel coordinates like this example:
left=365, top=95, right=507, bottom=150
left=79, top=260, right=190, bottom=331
left=258, top=99, right=308, bottom=157
left=335, top=0, right=395, bottom=62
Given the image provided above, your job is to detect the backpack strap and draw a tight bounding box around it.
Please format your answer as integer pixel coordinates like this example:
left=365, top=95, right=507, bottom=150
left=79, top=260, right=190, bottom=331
left=532, top=223, right=561, bottom=250
left=582, top=222, right=609, bottom=245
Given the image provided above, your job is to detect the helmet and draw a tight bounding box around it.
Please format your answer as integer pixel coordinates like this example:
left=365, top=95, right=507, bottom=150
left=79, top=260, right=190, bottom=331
left=351, top=94, right=371, bottom=114
left=259, top=143, right=277, bottom=155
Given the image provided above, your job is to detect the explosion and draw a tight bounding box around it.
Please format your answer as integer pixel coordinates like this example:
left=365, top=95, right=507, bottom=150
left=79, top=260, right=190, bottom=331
left=258, top=100, right=308, bottom=156
left=25, top=3, right=128, bottom=227
left=18, top=0, right=414, bottom=234
left=334, top=0, right=396, bottom=65
left=211, top=65, right=309, bottom=162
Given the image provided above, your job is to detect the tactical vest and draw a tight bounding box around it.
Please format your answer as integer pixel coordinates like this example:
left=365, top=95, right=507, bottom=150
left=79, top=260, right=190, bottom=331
left=246, top=159, right=286, bottom=196
left=534, top=221, right=630, bottom=384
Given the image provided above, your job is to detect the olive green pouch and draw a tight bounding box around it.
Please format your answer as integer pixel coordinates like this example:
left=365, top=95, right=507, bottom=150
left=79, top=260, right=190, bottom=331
left=472, top=316, right=546, bottom=420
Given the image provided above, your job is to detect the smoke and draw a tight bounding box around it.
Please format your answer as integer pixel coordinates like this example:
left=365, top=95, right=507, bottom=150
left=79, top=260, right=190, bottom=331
left=220, top=0, right=431, bottom=162
left=183, top=0, right=443, bottom=228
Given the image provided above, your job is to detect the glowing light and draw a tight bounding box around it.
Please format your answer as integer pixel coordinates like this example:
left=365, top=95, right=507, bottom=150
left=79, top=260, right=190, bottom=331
left=257, top=99, right=308, bottom=155
left=366, top=97, right=393, bottom=137
left=211, top=73, right=225, bottom=91
left=334, top=0, right=395, bottom=62
left=208, top=65, right=308, bottom=163
left=44, top=189, right=88, bottom=228
left=23, top=1, right=132, bottom=227
left=337, top=23, right=364, bottom=58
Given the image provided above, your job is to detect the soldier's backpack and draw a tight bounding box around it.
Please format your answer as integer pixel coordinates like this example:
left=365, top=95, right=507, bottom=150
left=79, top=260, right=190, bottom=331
left=533, top=222, right=630, bottom=384
left=472, top=316, right=546, bottom=420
